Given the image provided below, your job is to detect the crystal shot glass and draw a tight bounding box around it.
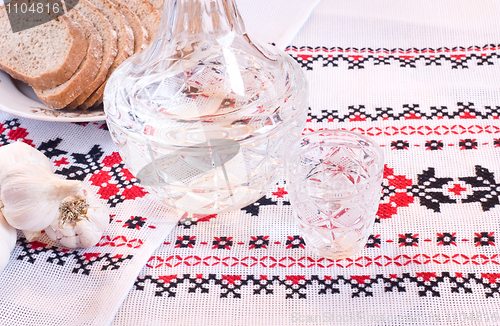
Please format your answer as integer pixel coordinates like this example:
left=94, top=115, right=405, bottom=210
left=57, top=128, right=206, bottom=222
left=284, top=130, right=384, bottom=259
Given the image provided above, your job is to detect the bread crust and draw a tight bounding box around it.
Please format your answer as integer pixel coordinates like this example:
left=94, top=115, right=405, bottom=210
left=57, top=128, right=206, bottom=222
left=34, top=10, right=103, bottom=109
left=0, top=14, right=88, bottom=90
left=66, top=0, right=118, bottom=110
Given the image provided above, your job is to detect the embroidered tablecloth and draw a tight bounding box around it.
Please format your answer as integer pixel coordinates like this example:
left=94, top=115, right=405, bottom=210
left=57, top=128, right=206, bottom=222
left=2, top=0, right=500, bottom=325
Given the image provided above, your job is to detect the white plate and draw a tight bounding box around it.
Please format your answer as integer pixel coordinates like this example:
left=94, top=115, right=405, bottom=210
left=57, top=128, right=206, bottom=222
left=0, top=71, right=106, bottom=122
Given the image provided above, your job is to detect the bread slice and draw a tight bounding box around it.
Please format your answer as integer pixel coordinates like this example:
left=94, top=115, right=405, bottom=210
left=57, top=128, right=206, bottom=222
left=0, top=6, right=87, bottom=90
left=65, top=0, right=118, bottom=110
left=110, top=0, right=148, bottom=53
left=118, top=0, right=160, bottom=42
left=34, top=10, right=103, bottom=109
left=80, top=0, right=134, bottom=109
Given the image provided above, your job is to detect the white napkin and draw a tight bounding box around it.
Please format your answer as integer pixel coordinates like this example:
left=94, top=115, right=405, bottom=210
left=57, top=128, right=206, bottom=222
left=292, top=0, right=500, bottom=48
left=0, top=119, right=183, bottom=326
left=237, top=0, right=323, bottom=49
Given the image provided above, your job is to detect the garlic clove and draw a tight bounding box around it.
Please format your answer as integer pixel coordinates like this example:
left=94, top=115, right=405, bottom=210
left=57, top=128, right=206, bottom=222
left=0, top=207, right=17, bottom=272
left=0, top=164, right=84, bottom=231
left=45, top=217, right=103, bottom=249
left=0, top=142, right=52, bottom=173
left=44, top=184, right=110, bottom=248
left=59, top=234, right=78, bottom=249
left=85, top=192, right=110, bottom=232
left=21, top=230, right=43, bottom=242
left=42, top=226, right=58, bottom=243
left=74, top=219, right=103, bottom=248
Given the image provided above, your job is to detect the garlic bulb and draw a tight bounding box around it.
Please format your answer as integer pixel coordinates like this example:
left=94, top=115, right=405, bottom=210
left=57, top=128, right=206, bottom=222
left=0, top=205, right=17, bottom=272
left=0, top=142, right=52, bottom=173
left=44, top=183, right=110, bottom=248
left=0, top=164, right=84, bottom=231
left=0, top=146, right=110, bottom=250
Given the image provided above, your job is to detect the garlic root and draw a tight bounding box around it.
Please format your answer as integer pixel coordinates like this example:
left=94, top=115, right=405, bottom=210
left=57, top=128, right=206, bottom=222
left=44, top=184, right=110, bottom=248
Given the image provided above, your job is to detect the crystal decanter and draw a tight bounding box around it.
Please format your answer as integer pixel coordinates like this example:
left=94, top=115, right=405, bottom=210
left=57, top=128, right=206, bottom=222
left=103, top=0, right=308, bottom=214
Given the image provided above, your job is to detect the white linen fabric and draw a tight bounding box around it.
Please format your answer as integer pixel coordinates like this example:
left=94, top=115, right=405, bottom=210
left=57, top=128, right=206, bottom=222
left=238, top=0, right=323, bottom=49
left=112, top=0, right=500, bottom=325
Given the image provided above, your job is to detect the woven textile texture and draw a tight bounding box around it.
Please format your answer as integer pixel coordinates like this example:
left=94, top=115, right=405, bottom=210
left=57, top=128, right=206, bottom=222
left=112, top=0, right=500, bottom=325
left=1, top=0, right=500, bottom=325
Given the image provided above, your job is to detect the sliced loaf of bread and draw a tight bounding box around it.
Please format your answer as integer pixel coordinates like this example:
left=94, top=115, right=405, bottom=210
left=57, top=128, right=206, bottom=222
left=65, top=0, right=118, bottom=109
left=34, top=10, right=103, bottom=109
left=81, top=0, right=134, bottom=109
left=0, top=6, right=87, bottom=90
